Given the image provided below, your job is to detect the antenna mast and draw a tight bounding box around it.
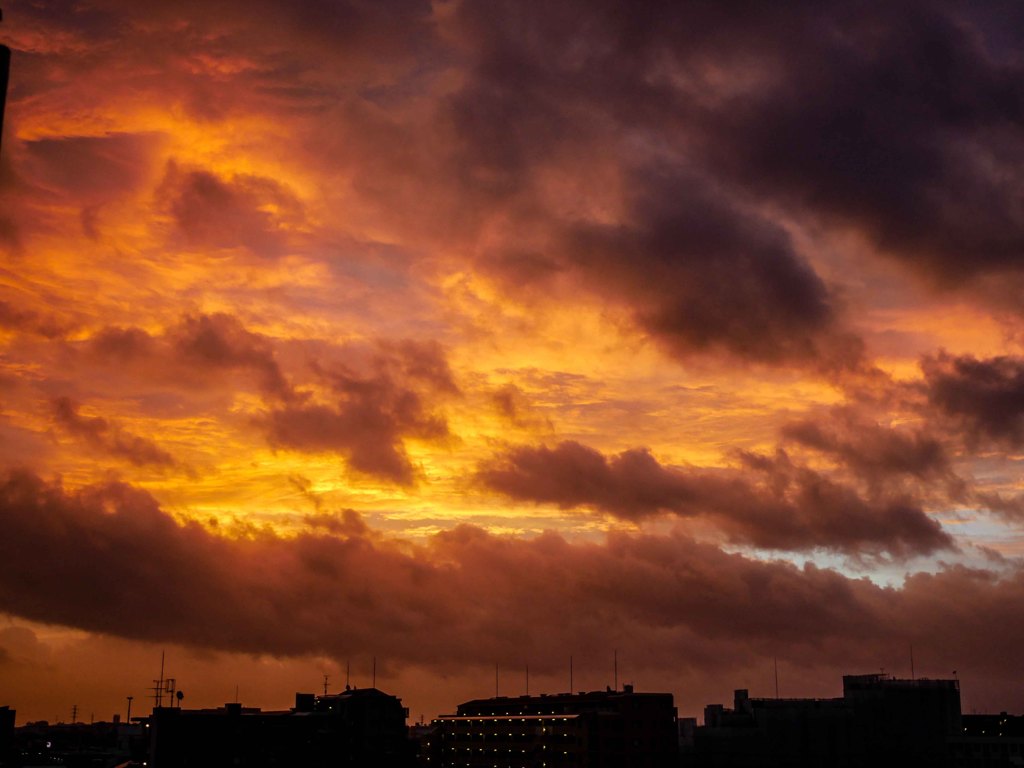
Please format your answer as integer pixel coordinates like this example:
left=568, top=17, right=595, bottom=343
left=151, top=651, right=166, bottom=709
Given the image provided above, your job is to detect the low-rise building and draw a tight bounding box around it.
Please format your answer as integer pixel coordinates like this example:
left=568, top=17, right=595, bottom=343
left=148, top=686, right=410, bottom=768
left=427, top=685, right=678, bottom=767
left=949, top=712, right=1024, bottom=767
left=690, top=674, right=962, bottom=767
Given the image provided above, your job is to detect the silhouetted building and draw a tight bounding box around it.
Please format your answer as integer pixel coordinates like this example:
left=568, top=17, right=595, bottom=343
left=427, top=685, right=678, bottom=767
left=842, top=673, right=960, bottom=764
left=0, top=707, right=14, bottom=767
left=1, top=7, right=9, bottom=157
left=949, top=712, right=1024, bottom=767
left=148, top=687, right=410, bottom=768
left=690, top=674, right=961, bottom=767
left=9, top=716, right=146, bottom=767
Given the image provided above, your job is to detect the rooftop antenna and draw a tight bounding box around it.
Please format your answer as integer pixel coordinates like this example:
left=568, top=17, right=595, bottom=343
left=151, top=651, right=166, bottom=709
left=774, top=658, right=780, bottom=699
left=614, top=649, right=618, bottom=692
left=323, top=674, right=329, bottom=696
left=126, top=696, right=133, bottom=723
left=71, top=704, right=78, bottom=724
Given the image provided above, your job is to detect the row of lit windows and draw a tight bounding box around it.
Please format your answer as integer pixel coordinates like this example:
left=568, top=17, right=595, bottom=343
left=444, top=741, right=581, bottom=745
left=444, top=731, right=578, bottom=737
left=445, top=747, right=575, bottom=753
left=440, top=717, right=576, bottom=723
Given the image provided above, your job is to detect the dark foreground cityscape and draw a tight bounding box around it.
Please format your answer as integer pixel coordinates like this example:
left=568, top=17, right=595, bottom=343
left=1, top=672, right=1021, bottom=768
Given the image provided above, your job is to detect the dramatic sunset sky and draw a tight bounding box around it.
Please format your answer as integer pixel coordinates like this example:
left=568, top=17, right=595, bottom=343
left=3, top=0, right=1024, bottom=724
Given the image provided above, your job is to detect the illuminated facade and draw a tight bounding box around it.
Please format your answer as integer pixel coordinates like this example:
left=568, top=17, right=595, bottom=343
left=426, top=686, right=679, bottom=768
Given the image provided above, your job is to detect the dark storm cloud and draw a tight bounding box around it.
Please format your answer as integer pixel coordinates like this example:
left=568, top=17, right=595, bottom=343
left=82, top=317, right=457, bottom=484
left=0, top=470, right=1021, bottom=680
left=22, top=133, right=160, bottom=202
left=0, top=300, right=74, bottom=339
left=158, top=163, right=304, bottom=258
left=441, top=0, right=1024, bottom=358
left=374, top=339, right=460, bottom=394
left=780, top=415, right=951, bottom=484
left=52, top=396, right=177, bottom=468
left=922, top=353, right=1024, bottom=447
left=477, top=441, right=951, bottom=556
left=558, top=169, right=856, bottom=365
left=86, top=313, right=294, bottom=401
left=89, top=325, right=155, bottom=360
left=168, top=313, right=295, bottom=400
left=481, top=163, right=855, bottom=365
left=687, top=1, right=1024, bottom=283
left=445, top=6, right=853, bottom=366
left=261, top=341, right=455, bottom=485
left=490, top=383, right=551, bottom=431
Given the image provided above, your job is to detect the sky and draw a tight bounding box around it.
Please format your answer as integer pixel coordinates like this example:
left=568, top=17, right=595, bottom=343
left=2, top=0, right=1024, bottom=725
